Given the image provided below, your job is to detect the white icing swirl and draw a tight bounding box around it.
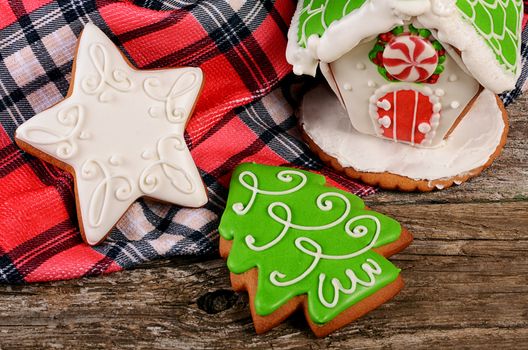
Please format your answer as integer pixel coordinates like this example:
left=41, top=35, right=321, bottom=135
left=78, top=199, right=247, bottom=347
left=139, top=135, right=195, bottom=194
left=18, top=105, right=84, bottom=159
left=232, top=170, right=307, bottom=216
left=318, top=258, right=382, bottom=308
left=234, top=169, right=383, bottom=308
left=80, top=159, right=133, bottom=228
left=143, top=70, right=200, bottom=123
left=81, top=43, right=133, bottom=101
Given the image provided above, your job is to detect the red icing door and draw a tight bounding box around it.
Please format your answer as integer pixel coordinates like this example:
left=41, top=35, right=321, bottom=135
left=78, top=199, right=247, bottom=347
left=375, top=89, right=438, bottom=145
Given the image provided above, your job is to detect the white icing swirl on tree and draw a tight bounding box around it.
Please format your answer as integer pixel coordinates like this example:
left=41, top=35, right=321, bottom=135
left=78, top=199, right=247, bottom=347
left=232, top=170, right=307, bottom=216
left=233, top=169, right=383, bottom=308
left=318, top=258, right=381, bottom=308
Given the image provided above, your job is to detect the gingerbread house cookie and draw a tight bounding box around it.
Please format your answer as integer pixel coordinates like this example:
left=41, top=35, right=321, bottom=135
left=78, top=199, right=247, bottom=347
left=287, top=0, right=524, bottom=191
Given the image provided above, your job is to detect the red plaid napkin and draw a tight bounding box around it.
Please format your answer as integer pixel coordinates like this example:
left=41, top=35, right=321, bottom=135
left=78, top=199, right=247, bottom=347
left=0, top=0, right=375, bottom=283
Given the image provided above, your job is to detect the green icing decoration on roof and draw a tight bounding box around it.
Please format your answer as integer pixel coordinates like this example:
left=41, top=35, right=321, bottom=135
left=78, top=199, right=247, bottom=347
left=456, top=0, right=522, bottom=73
left=219, top=163, right=403, bottom=325
left=296, top=0, right=522, bottom=73
left=297, top=0, right=368, bottom=47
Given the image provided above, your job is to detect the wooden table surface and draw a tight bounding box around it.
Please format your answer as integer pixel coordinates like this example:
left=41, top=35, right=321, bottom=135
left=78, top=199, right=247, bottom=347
left=0, top=95, right=526, bottom=349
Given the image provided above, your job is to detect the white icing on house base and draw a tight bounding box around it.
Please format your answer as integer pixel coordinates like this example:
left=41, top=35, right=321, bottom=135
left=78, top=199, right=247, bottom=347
left=301, top=83, right=505, bottom=181
left=328, top=38, right=480, bottom=147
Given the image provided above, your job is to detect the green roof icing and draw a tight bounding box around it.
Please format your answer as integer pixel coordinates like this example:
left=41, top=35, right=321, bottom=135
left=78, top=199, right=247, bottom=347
left=456, top=0, right=523, bottom=73
left=296, top=0, right=522, bottom=73
left=297, top=0, right=368, bottom=47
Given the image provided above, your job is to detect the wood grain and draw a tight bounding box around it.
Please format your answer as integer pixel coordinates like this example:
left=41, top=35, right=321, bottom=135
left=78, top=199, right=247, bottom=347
left=0, top=95, right=526, bottom=349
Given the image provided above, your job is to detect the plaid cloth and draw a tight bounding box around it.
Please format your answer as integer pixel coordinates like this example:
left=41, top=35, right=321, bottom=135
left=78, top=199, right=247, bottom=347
left=0, top=0, right=526, bottom=284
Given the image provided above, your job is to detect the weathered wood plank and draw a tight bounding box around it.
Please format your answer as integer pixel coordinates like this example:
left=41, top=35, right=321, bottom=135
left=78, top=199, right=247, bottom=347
left=0, top=200, right=526, bottom=349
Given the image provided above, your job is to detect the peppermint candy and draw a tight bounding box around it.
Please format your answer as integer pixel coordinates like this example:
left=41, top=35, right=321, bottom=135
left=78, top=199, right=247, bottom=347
left=383, top=35, right=439, bottom=83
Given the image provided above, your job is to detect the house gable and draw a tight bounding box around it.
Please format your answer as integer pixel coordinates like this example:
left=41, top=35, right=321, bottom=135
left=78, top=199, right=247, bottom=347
left=288, top=0, right=523, bottom=93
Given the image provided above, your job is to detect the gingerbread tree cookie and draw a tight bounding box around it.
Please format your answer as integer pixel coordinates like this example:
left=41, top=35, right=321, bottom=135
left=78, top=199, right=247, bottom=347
left=219, top=163, right=412, bottom=337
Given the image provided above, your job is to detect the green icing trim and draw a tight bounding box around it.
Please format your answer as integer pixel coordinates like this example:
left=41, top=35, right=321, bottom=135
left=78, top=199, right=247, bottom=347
left=456, top=0, right=522, bottom=73
left=219, top=163, right=403, bottom=325
left=296, top=0, right=522, bottom=73
left=297, top=0, right=368, bottom=47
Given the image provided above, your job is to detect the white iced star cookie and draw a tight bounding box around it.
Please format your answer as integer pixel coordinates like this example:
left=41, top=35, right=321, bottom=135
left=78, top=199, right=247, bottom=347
left=15, top=23, right=208, bottom=245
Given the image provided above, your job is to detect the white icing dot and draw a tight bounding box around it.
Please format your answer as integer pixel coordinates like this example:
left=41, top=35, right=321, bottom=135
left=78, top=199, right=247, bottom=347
left=435, top=89, right=445, bottom=97
left=78, top=131, right=91, bottom=140
left=343, top=83, right=353, bottom=91
left=99, top=91, right=112, bottom=103
left=148, top=107, right=159, bottom=118
left=378, top=116, right=392, bottom=128
left=356, top=63, right=366, bottom=70
left=448, top=74, right=459, bottom=82
left=435, top=184, right=445, bottom=190
left=367, top=80, right=377, bottom=88
left=172, top=109, right=183, bottom=119
left=108, top=155, right=123, bottom=166
left=376, top=99, right=391, bottom=111
left=141, top=150, right=154, bottom=160
left=433, top=103, right=442, bottom=113
left=418, top=123, right=432, bottom=134
left=451, top=101, right=461, bottom=109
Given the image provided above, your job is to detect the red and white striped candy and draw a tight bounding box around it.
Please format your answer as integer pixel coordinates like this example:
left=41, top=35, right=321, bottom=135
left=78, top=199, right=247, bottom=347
left=382, top=35, right=438, bottom=83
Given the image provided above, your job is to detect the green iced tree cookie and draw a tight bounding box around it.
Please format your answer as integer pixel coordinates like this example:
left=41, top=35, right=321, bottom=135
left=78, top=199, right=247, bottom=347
left=219, top=163, right=406, bottom=325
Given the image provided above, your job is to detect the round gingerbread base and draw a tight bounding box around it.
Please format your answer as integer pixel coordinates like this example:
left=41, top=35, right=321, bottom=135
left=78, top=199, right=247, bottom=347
left=299, top=84, right=509, bottom=192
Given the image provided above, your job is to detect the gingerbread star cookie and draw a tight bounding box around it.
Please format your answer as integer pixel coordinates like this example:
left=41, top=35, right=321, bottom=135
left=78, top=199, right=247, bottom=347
left=219, top=163, right=412, bottom=337
left=15, top=23, right=208, bottom=245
